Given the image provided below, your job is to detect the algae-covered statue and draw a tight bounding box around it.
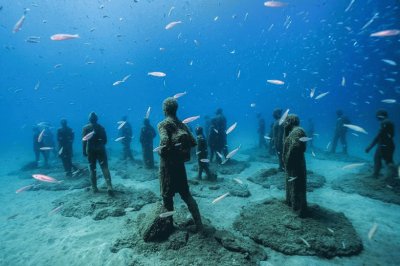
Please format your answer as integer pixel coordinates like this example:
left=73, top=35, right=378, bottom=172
left=157, top=97, right=203, bottom=231
left=282, top=114, right=307, bottom=217
left=365, top=109, right=396, bottom=178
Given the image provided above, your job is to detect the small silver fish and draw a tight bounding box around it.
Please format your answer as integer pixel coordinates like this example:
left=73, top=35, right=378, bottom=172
left=159, top=211, right=176, bottom=218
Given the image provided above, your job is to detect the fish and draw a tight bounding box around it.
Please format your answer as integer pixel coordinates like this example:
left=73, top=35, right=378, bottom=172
left=148, top=71, right=166, bottom=77
left=167, top=6, right=175, bottom=17
left=226, top=145, right=241, bottom=159
left=344, top=0, right=356, bottom=12
left=38, top=129, right=45, bottom=143
left=34, top=81, right=40, bottom=90
left=351, top=133, right=359, bottom=137
left=174, top=143, right=182, bottom=147
left=118, top=121, right=126, bottom=130
left=40, top=147, right=54, bottom=151
left=212, top=192, right=230, bottom=204
left=381, top=59, right=397, bottom=66
left=299, top=237, right=310, bottom=248
left=50, top=34, right=80, bottom=41
left=343, top=124, right=368, bottom=134
left=153, top=145, right=166, bottom=152
left=221, top=159, right=229, bottom=165
left=311, top=150, right=316, bottom=157
left=113, top=80, right=123, bottom=86
left=200, top=159, right=210, bottom=163
left=327, top=228, right=334, bottom=234
left=165, top=21, right=182, bottom=30
left=216, top=152, right=224, bottom=159
left=233, top=178, right=243, bottom=185
left=315, top=91, right=330, bottom=100
left=145, top=106, right=151, bottom=119
left=82, top=131, right=95, bottom=141
left=326, top=141, right=331, bottom=150
left=299, top=137, right=312, bottom=142
left=226, top=122, right=237, bottom=135
left=159, top=211, right=176, bottom=218
left=214, top=128, right=219, bottom=134
left=49, top=205, right=63, bottom=215
left=237, top=69, right=241, bottom=79
left=370, top=29, right=400, bottom=37
left=381, top=99, right=396, bottom=104
left=12, top=15, right=26, bottom=33
left=124, top=207, right=135, bottom=212
left=368, top=223, right=378, bottom=240
left=267, top=79, right=285, bottom=85
left=54, top=64, right=62, bottom=69
left=341, top=77, right=346, bottom=86
left=122, top=74, right=131, bottom=82
left=288, top=177, right=297, bottom=182
left=173, top=91, right=187, bottom=99
left=279, top=109, right=289, bottom=126
left=7, top=214, right=19, bottom=220
left=264, top=1, right=287, bottom=7
left=361, top=12, right=379, bottom=30
left=310, top=88, right=315, bottom=98
left=32, top=174, right=62, bottom=184
left=342, top=163, right=366, bottom=170
left=58, top=147, right=64, bottom=155
left=115, top=137, right=125, bottom=142
left=182, top=115, right=200, bottom=124
left=214, top=16, right=219, bottom=21
left=264, top=136, right=271, bottom=140
left=16, top=184, right=35, bottom=194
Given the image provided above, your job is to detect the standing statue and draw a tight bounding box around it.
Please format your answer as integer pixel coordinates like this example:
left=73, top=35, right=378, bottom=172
left=283, top=114, right=307, bottom=217
left=157, top=97, right=203, bottom=232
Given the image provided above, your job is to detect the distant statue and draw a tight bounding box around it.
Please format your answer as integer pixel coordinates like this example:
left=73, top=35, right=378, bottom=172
left=257, top=113, right=266, bottom=149
left=307, top=118, right=315, bottom=149
left=208, top=118, right=219, bottom=163
left=272, top=108, right=284, bottom=171
left=157, top=97, right=203, bottom=232
left=365, top=110, right=396, bottom=178
left=283, top=114, right=307, bottom=217
left=195, top=126, right=217, bottom=181
left=57, top=119, right=76, bottom=177
left=267, top=122, right=275, bottom=156
left=330, top=110, right=350, bottom=154
left=140, top=118, right=156, bottom=169
left=214, top=108, right=228, bottom=157
left=82, top=112, right=113, bottom=196
left=119, top=115, right=134, bottom=161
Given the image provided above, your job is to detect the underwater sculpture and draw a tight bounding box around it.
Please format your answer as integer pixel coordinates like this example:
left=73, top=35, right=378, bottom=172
left=157, top=97, right=203, bottom=232
left=195, top=126, right=217, bottom=181
left=82, top=112, right=114, bottom=196
left=57, top=119, right=76, bottom=177
left=140, top=118, right=156, bottom=169
left=118, top=115, right=134, bottom=161
left=365, top=109, right=396, bottom=179
left=283, top=114, right=307, bottom=217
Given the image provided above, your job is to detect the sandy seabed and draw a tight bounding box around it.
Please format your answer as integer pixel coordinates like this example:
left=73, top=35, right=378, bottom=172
left=0, top=147, right=399, bottom=266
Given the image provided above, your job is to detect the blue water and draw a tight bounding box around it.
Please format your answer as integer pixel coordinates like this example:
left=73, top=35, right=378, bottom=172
left=0, top=0, right=399, bottom=160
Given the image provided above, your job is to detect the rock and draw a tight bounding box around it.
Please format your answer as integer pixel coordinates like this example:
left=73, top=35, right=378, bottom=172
left=54, top=184, right=158, bottom=220
left=111, top=205, right=268, bottom=266
left=242, top=147, right=278, bottom=164
left=332, top=166, right=400, bottom=205
left=138, top=203, right=175, bottom=242
left=191, top=159, right=250, bottom=175
left=234, top=199, right=363, bottom=258
left=248, top=168, right=325, bottom=192
left=113, top=160, right=158, bottom=182
left=208, top=185, right=220, bottom=190
left=310, top=147, right=367, bottom=163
